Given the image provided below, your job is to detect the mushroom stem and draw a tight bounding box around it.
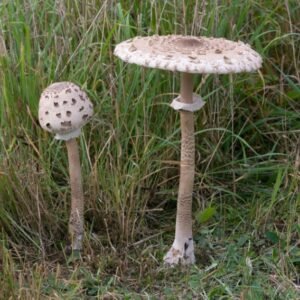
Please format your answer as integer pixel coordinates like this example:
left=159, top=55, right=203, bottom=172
left=164, top=72, right=195, bottom=265
left=176, top=72, right=195, bottom=241
left=66, top=138, right=84, bottom=252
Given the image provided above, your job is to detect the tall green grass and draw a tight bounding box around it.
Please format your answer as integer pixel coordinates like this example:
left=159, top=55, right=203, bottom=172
left=0, top=0, right=299, bottom=298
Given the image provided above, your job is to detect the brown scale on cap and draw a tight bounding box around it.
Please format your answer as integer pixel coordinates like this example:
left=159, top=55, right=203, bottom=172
left=61, top=121, right=72, bottom=127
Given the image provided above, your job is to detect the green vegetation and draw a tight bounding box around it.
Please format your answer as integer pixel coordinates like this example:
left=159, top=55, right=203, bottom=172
left=0, top=0, right=299, bottom=298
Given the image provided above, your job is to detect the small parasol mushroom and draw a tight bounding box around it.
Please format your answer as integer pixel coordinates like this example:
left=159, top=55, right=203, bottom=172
left=114, top=35, right=262, bottom=266
left=39, top=81, right=93, bottom=253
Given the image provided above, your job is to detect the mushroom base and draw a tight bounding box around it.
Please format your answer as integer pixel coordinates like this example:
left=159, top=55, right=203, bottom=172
left=164, top=237, right=195, bottom=266
left=70, top=234, right=83, bottom=252
left=69, top=215, right=84, bottom=251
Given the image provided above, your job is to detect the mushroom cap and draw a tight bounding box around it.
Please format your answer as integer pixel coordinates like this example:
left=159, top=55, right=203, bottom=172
left=38, top=82, right=93, bottom=141
left=114, top=35, right=262, bottom=74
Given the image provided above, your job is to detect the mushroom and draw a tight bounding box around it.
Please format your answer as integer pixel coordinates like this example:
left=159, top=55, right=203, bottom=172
left=114, top=35, right=262, bottom=266
left=38, top=81, right=93, bottom=253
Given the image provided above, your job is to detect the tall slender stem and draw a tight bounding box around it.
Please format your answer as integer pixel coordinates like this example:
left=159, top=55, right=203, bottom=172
left=66, top=138, right=84, bottom=251
left=175, top=72, right=195, bottom=243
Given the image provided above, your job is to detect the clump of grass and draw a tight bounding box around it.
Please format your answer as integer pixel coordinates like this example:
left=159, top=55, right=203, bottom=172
left=0, top=0, right=299, bottom=298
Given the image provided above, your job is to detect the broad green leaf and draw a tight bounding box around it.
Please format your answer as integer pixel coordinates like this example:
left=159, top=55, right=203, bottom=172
left=265, top=231, right=279, bottom=244
left=196, top=207, right=216, bottom=224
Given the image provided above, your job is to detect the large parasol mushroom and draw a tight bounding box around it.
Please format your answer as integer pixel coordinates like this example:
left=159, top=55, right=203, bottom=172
left=114, top=35, right=262, bottom=265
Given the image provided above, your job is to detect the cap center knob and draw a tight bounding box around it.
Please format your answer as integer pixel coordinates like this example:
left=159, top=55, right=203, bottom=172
left=174, top=37, right=204, bottom=48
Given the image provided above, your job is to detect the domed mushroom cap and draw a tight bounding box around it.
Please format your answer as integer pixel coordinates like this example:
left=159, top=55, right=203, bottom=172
left=38, top=82, right=93, bottom=140
left=114, top=35, right=262, bottom=74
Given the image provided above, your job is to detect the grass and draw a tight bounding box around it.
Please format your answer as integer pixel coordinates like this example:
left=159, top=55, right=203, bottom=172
left=0, top=0, right=299, bottom=298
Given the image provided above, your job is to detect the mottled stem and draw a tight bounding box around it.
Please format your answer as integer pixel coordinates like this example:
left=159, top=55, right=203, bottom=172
left=175, top=72, right=195, bottom=243
left=66, top=138, right=84, bottom=251
left=164, top=72, right=195, bottom=265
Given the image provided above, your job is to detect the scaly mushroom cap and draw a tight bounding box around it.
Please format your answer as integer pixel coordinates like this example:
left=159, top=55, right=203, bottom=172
left=38, top=82, right=93, bottom=140
left=114, top=35, right=262, bottom=74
